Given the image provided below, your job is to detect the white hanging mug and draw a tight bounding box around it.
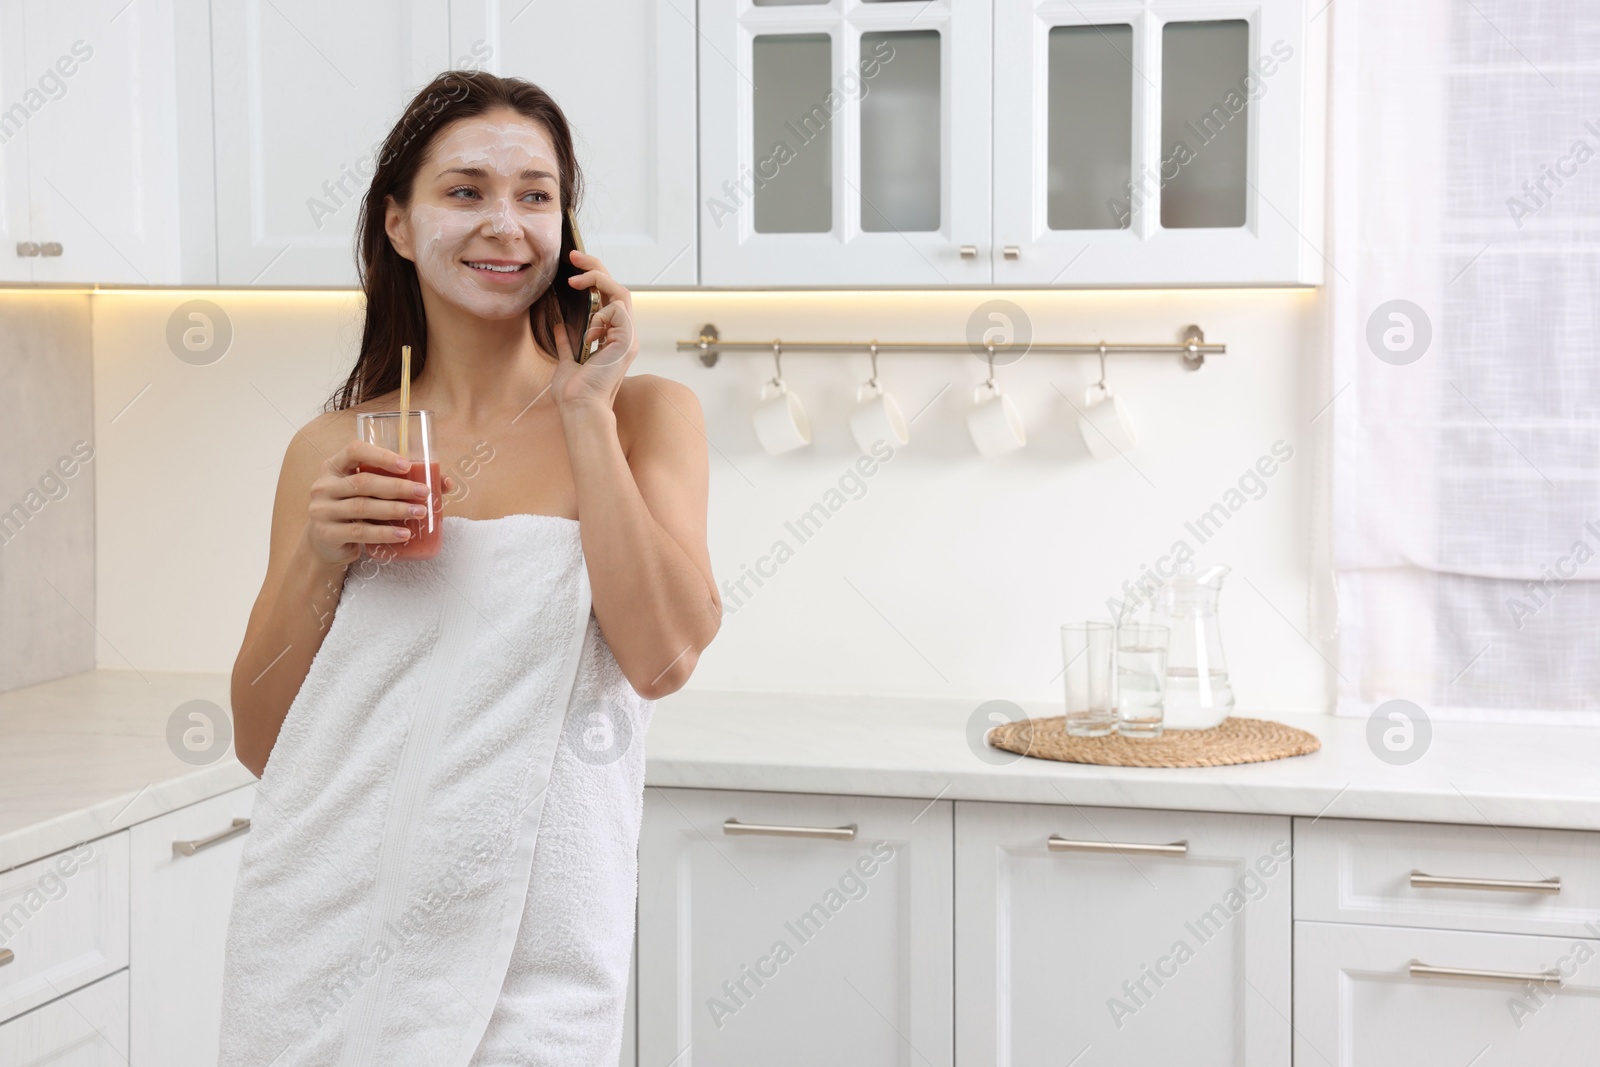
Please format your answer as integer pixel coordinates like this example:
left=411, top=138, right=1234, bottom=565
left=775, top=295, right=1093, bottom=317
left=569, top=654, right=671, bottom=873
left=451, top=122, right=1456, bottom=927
left=966, top=380, right=1026, bottom=458
left=753, top=378, right=811, bottom=455
left=1077, top=383, right=1137, bottom=459
left=849, top=380, right=909, bottom=454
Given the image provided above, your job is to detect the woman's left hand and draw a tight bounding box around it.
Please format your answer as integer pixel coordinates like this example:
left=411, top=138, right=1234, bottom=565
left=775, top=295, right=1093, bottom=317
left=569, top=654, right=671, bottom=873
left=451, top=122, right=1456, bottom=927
left=552, top=249, right=638, bottom=414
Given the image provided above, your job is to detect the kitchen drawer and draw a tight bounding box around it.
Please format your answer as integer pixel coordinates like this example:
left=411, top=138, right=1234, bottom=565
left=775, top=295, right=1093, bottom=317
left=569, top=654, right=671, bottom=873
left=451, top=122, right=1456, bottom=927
left=1295, top=921, right=1600, bottom=1064
left=0, top=832, right=129, bottom=1024
left=1295, top=817, right=1600, bottom=938
left=0, top=968, right=129, bottom=1064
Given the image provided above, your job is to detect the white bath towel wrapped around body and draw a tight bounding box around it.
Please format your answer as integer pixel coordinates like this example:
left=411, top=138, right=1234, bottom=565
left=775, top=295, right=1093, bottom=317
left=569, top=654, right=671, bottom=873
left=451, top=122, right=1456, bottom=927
left=218, top=513, right=653, bottom=1066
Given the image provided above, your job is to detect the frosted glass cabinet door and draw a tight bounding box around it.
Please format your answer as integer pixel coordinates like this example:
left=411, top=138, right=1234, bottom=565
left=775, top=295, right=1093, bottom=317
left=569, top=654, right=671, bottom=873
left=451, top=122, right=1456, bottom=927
left=211, top=0, right=453, bottom=286
left=954, top=800, right=1292, bottom=1067
left=993, top=0, right=1326, bottom=286
left=448, top=0, right=699, bottom=287
left=636, top=788, right=954, bottom=1067
left=698, top=0, right=992, bottom=286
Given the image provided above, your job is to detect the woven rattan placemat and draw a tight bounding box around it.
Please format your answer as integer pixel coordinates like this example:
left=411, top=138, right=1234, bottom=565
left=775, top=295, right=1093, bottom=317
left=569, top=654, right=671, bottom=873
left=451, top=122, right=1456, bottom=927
left=987, top=715, right=1320, bottom=768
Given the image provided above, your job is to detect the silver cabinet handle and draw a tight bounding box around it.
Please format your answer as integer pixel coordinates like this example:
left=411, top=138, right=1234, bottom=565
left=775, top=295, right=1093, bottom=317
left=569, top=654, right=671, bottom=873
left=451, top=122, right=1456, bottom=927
left=1410, top=961, right=1561, bottom=987
left=1048, top=835, right=1188, bottom=856
left=0, top=948, right=12, bottom=967
left=173, top=817, right=250, bottom=856
left=16, top=242, right=38, bottom=257
left=1410, top=871, right=1560, bottom=895
left=39, top=242, right=62, bottom=257
left=723, top=818, right=856, bottom=841
left=959, top=245, right=977, bottom=259
left=1003, top=245, right=1020, bottom=260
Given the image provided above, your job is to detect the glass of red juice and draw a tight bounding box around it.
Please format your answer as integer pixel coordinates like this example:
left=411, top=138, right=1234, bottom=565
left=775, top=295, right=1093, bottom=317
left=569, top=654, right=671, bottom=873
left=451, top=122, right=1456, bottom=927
left=354, top=409, right=442, bottom=562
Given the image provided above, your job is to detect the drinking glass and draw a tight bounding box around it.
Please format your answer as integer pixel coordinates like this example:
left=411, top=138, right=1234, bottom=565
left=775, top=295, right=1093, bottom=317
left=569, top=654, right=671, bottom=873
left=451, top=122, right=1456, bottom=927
left=1115, top=622, right=1170, bottom=738
left=1061, top=622, right=1115, bottom=737
left=354, top=410, right=442, bottom=562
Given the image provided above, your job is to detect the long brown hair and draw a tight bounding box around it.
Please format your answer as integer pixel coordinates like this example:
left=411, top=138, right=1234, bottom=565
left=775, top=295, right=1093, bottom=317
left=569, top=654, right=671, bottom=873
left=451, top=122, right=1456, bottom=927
left=327, top=70, right=586, bottom=411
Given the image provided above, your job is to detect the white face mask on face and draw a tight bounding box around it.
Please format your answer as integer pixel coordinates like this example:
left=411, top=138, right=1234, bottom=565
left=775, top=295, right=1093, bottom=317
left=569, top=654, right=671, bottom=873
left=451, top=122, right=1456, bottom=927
left=400, top=115, right=566, bottom=321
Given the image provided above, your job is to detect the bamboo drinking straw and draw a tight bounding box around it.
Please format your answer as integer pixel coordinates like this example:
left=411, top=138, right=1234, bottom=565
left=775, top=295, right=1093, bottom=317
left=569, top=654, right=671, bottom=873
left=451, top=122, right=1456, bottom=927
left=399, top=345, right=412, bottom=459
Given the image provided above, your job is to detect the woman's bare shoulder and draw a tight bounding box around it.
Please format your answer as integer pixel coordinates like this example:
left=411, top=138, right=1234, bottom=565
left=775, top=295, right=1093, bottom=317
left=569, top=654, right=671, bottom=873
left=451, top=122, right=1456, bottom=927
left=282, top=399, right=387, bottom=477
left=613, top=374, right=704, bottom=458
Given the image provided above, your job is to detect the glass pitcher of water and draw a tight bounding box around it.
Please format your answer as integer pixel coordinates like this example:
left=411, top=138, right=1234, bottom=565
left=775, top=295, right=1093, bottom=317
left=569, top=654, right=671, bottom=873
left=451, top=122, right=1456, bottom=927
left=1119, top=562, right=1234, bottom=729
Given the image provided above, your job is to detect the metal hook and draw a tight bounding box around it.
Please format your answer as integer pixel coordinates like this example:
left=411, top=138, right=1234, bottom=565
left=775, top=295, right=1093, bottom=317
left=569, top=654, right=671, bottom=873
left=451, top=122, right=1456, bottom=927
left=985, top=344, right=997, bottom=387
left=867, top=342, right=880, bottom=387
left=770, top=340, right=784, bottom=386
left=1096, top=342, right=1108, bottom=391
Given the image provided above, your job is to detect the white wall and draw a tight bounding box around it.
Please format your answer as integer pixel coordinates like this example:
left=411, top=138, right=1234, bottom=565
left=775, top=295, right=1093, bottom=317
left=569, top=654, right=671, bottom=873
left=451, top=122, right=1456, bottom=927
left=91, top=287, right=1334, bottom=714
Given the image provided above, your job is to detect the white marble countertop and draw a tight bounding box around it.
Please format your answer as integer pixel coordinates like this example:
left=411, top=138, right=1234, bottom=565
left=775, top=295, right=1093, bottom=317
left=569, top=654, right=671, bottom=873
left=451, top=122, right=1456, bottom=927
left=644, top=691, right=1600, bottom=833
left=0, top=670, right=254, bottom=873
left=4, top=670, right=1598, bottom=873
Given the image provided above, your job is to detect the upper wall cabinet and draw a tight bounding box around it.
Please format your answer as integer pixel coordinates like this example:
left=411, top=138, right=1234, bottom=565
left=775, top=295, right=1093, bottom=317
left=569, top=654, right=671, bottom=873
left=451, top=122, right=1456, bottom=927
left=4, top=0, right=210, bottom=285
left=993, top=0, right=1327, bottom=286
left=698, top=0, right=994, bottom=287
left=210, top=0, right=455, bottom=286
left=448, top=0, right=699, bottom=287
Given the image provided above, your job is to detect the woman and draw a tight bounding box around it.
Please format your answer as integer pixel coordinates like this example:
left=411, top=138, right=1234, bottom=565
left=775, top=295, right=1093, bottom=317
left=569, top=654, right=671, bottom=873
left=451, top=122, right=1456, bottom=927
left=218, top=71, right=719, bottom=1066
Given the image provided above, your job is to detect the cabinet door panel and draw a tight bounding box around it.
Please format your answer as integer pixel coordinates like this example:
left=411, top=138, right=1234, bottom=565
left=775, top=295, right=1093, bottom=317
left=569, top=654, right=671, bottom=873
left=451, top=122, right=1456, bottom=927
left=994, top=0, right=1325, bottom=285
left=1296, top=921, right=1600, bottom=1065
left=637, top=787, right=953, bottom=1067
left=955, top=801, right=1290, bottom=1066
left=449, top=0, right=698, bottom=287
left=0, top=1, right=31, bottom=281
left=211, top=0, right=452, bottom=285
left=0, top=832, right=129, bottom=1025
left=0, top=969, right=128, bottom=1065
left=128, top=784, right=256, bottom=1067
left=1295, top=816, right=1600, bottom=938
left=698, top=0, right=991, bottom=286
left=24, top=0, right=188, bottom=284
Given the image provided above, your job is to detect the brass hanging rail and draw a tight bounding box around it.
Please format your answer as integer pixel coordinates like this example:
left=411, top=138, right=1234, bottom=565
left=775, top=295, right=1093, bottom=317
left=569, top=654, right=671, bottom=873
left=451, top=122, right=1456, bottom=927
left=677, top=323, right=1224, bottom=369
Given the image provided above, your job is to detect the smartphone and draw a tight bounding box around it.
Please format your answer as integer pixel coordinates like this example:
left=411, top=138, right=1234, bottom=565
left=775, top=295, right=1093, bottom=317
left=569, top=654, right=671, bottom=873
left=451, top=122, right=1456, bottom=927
left=565, top=208, right=602, bottom=363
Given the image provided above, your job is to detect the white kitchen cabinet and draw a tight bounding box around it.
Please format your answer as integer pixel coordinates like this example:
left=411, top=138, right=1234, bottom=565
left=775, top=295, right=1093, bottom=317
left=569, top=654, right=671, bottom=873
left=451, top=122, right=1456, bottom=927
left=450, top=0, right=699, bottom=287
left=0, top=0, right=209, bottom=285
left=0, top=2, right=33, bottom=282
left=210, top=0, right=455, bottom=285
left=993, top=0, right=1326, bottom=285
left=697, top=0, right=993, bottom=287
left=0, top=969, right=129, bottom=1065
left=1295, top=816, right=1600, bottom=939
left=1296, top=921, right=1600, bottom=1064
left=0, top=831, right=129, bottom=1025
left=128, top=783, right=255, bottom=1067
left=637, top=787, right=953, bottom=1067
left=955, top=800, right=1291, bottom=1067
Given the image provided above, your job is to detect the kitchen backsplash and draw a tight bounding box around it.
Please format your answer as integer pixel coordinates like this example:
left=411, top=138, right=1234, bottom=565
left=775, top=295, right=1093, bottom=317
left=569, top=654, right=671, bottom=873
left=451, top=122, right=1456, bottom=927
left=70, top=287, right=1331, bottom=713
left=0, top=293, right=95, bottom=693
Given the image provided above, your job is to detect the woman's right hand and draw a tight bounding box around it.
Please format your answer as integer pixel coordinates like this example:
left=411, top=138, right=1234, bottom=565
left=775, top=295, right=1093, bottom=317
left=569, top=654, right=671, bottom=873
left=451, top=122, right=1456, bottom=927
left=303, top=441, right=432, bottom=566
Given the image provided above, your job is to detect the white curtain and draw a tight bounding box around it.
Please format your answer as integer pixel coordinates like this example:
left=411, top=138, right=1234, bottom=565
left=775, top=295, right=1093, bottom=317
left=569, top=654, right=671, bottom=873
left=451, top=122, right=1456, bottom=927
left=1330, top=0, right=1600, bottom=723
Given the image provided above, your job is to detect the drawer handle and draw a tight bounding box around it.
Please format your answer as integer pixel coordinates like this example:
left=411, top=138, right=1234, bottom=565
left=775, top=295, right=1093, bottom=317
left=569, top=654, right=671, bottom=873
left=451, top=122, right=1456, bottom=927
left=1410, top=961, right=1561, bottom=987
left=723, top=819, right=856, bottom=841
left=173, top=817, right=251, bottom=856
left=0, top=948, right=12, bottom=968
left=1410, top=871, right=1561, bottom=895
left=1048, top=836, right=1188, bottom=857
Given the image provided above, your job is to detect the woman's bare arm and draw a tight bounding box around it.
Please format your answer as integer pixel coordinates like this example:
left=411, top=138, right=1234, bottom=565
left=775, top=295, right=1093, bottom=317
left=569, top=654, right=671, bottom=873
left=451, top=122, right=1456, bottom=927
left=561, top=374, right=720, bottom=699
left=230, top=416, right=430, bottom=777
